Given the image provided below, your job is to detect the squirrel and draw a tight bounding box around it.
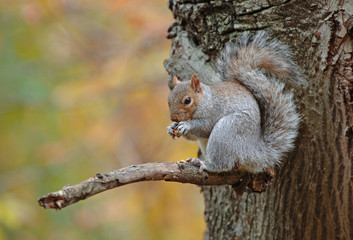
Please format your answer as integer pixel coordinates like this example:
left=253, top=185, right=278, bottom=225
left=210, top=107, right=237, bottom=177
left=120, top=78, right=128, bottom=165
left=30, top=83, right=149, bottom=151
left=167, top=31, right=305, bottom=173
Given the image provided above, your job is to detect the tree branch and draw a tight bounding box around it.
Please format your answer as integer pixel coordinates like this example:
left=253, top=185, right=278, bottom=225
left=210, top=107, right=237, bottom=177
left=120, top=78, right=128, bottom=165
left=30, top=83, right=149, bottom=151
left=38, top=161, right=274, bottom=210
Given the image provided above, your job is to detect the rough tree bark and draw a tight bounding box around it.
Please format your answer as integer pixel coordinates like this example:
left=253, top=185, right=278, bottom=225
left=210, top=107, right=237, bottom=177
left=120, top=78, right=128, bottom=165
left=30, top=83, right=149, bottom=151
left=164, top=0, right=353, bottom=239
left=38, top=162, right=274, bottom=210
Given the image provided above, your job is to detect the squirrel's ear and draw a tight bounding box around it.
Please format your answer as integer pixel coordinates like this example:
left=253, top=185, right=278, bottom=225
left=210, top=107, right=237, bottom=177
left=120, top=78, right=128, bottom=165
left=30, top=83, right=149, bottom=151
left=172, top=76, right=180, bottom=87
left=190, top=74, right=202, bottom=93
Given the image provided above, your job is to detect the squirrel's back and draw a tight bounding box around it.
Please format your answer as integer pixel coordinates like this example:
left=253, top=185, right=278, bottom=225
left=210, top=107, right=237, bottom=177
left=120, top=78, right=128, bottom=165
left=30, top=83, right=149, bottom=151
left=216, top=31, right=305, bottom=171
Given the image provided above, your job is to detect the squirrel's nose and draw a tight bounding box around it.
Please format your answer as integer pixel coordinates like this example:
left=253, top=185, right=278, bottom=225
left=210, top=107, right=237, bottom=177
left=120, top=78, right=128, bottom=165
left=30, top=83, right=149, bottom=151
left=170, top=115, right=179, bottom=122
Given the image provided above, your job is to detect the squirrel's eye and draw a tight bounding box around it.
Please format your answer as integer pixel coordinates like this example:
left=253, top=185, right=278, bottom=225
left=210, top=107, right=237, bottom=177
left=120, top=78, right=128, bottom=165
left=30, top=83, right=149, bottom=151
left=184, top=97, right=191, bottom=105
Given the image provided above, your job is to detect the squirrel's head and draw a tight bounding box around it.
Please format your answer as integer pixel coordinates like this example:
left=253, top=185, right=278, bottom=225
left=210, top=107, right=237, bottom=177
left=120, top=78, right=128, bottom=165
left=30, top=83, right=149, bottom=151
left=168, top=74, right=204, bottom=122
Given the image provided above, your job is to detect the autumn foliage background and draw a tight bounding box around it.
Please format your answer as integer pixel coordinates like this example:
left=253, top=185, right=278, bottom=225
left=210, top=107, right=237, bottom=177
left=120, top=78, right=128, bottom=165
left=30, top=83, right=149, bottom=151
left=0, top=0, right=205, bottom=239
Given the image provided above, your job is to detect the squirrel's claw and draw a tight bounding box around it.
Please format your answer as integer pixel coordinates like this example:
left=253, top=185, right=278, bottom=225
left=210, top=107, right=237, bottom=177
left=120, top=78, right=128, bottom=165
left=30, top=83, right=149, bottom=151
left=167, top=122, right=179, bottom=139
left=167, top=121, right=189, bottom=139
left=177, top=121, right=190, bottom=135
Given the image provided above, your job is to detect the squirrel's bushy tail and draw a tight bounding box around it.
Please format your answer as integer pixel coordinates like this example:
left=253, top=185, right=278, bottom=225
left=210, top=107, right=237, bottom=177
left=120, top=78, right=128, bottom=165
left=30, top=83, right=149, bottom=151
left=216, top=31, right=305, bottom=167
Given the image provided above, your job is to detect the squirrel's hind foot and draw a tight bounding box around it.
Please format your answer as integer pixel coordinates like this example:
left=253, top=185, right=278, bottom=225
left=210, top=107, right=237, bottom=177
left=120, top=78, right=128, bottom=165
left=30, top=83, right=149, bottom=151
left=187, top=158, right=207, bottom=173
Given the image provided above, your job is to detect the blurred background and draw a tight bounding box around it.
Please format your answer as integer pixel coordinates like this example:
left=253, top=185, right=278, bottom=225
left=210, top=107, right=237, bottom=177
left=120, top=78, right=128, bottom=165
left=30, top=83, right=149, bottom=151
left=0, top=0, right=204, bottom=239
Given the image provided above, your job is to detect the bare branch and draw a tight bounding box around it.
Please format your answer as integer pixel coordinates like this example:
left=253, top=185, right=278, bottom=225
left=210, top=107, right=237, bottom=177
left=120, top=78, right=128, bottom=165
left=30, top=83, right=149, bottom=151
left=38, top=161, right=274, bottom=210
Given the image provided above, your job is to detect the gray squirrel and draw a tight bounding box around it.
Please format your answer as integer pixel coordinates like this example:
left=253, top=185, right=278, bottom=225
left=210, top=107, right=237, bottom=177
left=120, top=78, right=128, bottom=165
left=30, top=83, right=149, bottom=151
left=167, top=31, right=305, bottom=173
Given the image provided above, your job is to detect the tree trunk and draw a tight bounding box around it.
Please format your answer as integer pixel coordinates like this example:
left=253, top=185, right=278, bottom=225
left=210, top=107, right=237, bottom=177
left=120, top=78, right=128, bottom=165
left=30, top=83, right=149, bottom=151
left=164, top=0, right=353, bottom=239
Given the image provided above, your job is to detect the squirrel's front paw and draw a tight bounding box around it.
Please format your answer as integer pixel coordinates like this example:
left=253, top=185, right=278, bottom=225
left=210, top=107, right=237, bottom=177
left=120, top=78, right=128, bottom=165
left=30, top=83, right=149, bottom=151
left=177, top=121, right=190, bottom=136
left=167, top=122, right=179, bottom=139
